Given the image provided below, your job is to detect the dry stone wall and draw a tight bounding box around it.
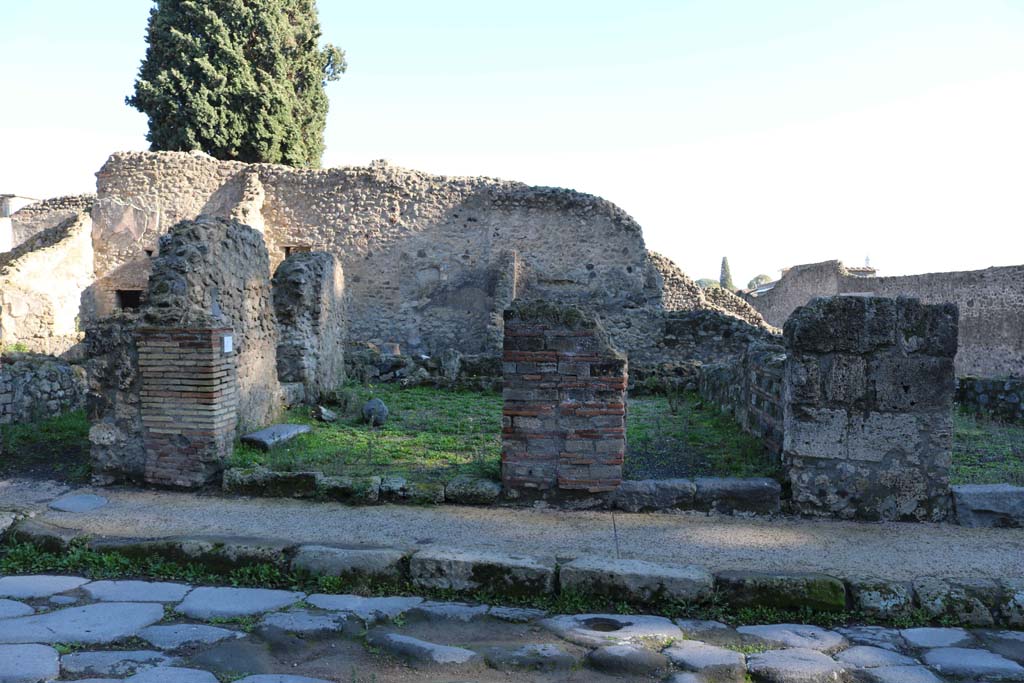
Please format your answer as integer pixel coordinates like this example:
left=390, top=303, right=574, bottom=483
left=783, top=296, right=957, bottom=521
left=272, top=252, right=346, bottom=404
left=0, top=213, right=93, bottom=357
left=0, top=353, right=86, bottom=425
left=745, top=260, right=1023, bottom=377
left=502, top=301, right=628, bottom=495
left=10, top=195, right=95, bottom=248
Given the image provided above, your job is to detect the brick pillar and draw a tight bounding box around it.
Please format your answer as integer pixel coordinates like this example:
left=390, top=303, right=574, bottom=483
left=783, top=297, right=957, bottom=521
left=137, top=327, right=238, bottom=488
left=501, top=301, right=627, bottom=495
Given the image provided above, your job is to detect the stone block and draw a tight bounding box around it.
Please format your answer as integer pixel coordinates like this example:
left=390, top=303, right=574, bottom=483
left=559, top=557, right=713, bottom=604
left=611, top=479, right=696, bottom=512
left=714, top=571, right=847, bottom=612
left=953, top=484, right=1024, bottom=528
left=317, top=475, right=381, bottom=504
left=847, top=579, right=914, bottom=618
left=240, top=424, right=311, bottom=451
left=444, top=476, right=502, bottom=505
left=291, top=545, right=407, bottom=581
left=222, top=466, right=318, bottom=498
left=410, top=548, right=555, bottom=596
left=694, top=477, right=781, bottom=514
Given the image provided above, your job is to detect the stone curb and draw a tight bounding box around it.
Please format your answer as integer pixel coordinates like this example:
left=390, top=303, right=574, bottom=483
left=5, top=519, right=1022, bottom=626
left=221, top=468, right=782, bottom=516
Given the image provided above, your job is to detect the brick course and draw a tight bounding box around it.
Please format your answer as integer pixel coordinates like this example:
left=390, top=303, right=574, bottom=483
left=137, top=327, right=238, bottom=488
left=501, top=301, right=627, bottom=493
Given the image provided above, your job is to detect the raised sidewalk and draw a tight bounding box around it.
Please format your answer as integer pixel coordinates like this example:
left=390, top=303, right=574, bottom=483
left=1, top=479, right=1021, bottom=582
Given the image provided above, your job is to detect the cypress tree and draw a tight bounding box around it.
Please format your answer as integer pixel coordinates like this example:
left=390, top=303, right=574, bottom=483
left=719, top=257, right=735, bottom=291
left=127, top=0, right=346, bottom=167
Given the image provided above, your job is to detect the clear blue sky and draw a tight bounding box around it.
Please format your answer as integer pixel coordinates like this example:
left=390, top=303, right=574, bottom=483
left=2, top=1, right=1022, bottom=284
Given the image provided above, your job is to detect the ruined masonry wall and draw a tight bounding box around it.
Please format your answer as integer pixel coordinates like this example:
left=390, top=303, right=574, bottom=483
left=272, top=252, right=346, bottom=404
left=10, top=194, right=95, bottom=248
left=0, top=354, right=86, bottom=425
left=744, top=260, right=1023, bottom=378
left=143, top=216, right=281, bottom=432
left=92, top=152, right=651, bottom=357
left=783, top=297, right=957, bottom=522
left=502, top=301, right=628, bottom=494
left=957, top=377, right=1024, bottom=424
left=698, top=341, right=786, bottom=456
left=0, top=213, right=94, bottom=356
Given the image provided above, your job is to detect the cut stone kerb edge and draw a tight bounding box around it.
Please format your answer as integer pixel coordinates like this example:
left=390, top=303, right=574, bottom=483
left=501, top=300, right=628, bottom=494
left=782, top=296, right=958, bottom=522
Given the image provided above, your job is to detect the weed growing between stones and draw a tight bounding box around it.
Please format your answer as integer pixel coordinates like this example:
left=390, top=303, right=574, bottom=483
left=952, top=410, right=1024, bottom=485
left=0, top=538, right=956, bottom=630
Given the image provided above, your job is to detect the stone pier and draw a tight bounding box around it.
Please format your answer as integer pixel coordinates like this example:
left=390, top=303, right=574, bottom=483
left=782, top=296, right=958, bottom=521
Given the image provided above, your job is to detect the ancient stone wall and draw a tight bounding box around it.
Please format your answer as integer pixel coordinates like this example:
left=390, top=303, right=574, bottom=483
left=744, top=260, right=1023, bottom=377
left=783, top=296, right=957, bottom=521
left=84, top=317, right=146, bottom=484
left=957, top=377, right=1024, bottom=424
left=0, top=213, right=94, bottom=356
left=89, top=152, right=772, bottom=368
left=698, top=340, right=786, bottom=456
left=0, top=353, right=86, bottom=425
left=272, top=252, right=346, bottom=404
left=501, top=301, right=627, bottom=495
left=10, top=195, right=95, bottom=248
left=87, top=217, right=281, bottom=487
left=143, top=216, right=281, bottom=432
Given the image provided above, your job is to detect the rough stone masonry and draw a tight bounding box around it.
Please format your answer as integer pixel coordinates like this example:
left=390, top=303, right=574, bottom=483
left=501, top=301, right=628, bottom=494
left=783, top=296, right=958, bottom=521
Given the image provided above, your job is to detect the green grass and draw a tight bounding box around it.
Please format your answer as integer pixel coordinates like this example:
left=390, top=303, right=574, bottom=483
left=952, top=410, right=1024, bottom=486
left=0, top=409, right=91, bottom=483
left=229, top=384, right=503, bottom=483
left=625, top=393, right=777, bottom=479
left=229, top=384, right=777, bottom=484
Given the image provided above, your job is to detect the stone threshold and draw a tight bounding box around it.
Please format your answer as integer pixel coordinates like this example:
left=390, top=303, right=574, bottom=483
left=221, top=467, right=784, bottom=515
left=9, top=518, right=1023, bottom=628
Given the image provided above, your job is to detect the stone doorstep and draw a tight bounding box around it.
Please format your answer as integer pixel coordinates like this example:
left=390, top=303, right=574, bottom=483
left=6, top=519, right=1023, bottom=626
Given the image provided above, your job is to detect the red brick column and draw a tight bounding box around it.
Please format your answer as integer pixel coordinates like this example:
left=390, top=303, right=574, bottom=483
left=137, top=327, right=238, bottom=488
left=501, top=302, right=627, bottom=494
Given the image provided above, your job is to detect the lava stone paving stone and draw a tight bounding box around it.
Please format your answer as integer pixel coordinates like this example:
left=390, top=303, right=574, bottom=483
left=736, top=624, right=848, bottom=654
left=0, top=575, right=88, bottom=599
left=83, top=580, right=192, bottom=603
left=48, top=493, right=108, bottom=513
left=539, top=613, right=683, bottom=648
left=0, top=643, right=59, bottom=683
left=60, top=649, right=176, bottom=676
left=746, top=648, right=847, bottom=683
left=922, top=647, right=1024, bottom=680
left=138, top=623, right=244, bottom=650
left=0, top=602, right=164, bottom=644
left=175, top=587, right=304, bottom=620
left=0, top=599, right=33, bottom=619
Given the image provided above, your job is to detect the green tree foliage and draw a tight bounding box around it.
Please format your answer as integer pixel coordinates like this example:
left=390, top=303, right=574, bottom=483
left=695, top=278, right=720, bottom=289
left=747, top=274, right=773, bottom=289
left=127, top=0, right=346, bottom=167
left=719, top=257, right=735, bottom=291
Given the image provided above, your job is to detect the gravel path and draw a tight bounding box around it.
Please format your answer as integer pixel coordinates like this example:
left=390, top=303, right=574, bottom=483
left=7, top=481, right=1023, bottom=582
